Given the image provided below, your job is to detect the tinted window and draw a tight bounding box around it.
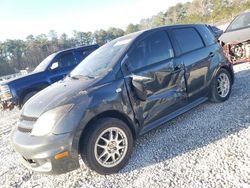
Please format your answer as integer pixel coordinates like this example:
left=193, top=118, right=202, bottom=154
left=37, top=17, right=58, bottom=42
left=173, top=28, right=204, bottom=54
left=33, top=53, right=56, bottom=72
left=202, top=26, right=217, bottom=46
left=78, top=48, right=96, bottom=61
left=227, top=12, right=250, bottom=31
left=57, top=52, right=76, bottom=68
left=129, top=31, right=174, bottom=71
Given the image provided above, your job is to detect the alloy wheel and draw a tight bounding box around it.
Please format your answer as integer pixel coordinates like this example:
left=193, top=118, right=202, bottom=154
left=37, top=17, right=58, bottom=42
left=94, top=127, right=128, bottom=168
left=217, top=72, right=230, bottom=98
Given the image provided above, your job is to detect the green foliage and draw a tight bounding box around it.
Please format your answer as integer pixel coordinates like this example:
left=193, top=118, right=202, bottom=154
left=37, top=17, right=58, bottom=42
left=126, top=24, right=141, bottom=34
left=1, top=0, right=250, bottom=76
left=0, top=27, right=128, bottom=76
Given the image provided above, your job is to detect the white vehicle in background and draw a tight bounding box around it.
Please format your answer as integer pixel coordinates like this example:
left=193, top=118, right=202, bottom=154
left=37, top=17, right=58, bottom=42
left=219, top=9, right=250, bottom=64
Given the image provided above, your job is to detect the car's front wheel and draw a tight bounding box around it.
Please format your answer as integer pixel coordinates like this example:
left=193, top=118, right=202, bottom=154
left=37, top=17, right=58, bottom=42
left=80, top=118, right=134, bottom=175
left=210, top=68, right=232, bottom=102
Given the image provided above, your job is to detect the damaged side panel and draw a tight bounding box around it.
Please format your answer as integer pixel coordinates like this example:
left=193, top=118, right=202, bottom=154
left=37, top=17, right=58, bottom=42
left=123, top=59, right=187, bottom=132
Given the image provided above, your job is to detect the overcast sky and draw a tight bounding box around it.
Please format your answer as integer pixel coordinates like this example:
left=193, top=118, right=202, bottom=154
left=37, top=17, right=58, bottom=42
left=0, top=0, right=190, bottom=41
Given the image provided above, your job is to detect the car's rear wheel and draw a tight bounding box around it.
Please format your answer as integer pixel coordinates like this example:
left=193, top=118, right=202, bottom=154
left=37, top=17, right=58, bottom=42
left=80, top=118, right=134, bottom=175
left=210, top=68, right=232, bottom=102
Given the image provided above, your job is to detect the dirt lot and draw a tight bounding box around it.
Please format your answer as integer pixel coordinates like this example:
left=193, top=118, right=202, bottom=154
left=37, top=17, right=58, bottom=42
left=0, top=63, right=250, bottom=188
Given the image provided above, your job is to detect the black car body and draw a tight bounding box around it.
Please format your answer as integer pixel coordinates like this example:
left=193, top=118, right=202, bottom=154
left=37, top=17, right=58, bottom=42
left=0, top=45, right=99, bottom=110
left=219, top=10, right=250, bottom=64
left=11, top=24, right=234, bottom=175
left=206, top=24, right=223, bottom=39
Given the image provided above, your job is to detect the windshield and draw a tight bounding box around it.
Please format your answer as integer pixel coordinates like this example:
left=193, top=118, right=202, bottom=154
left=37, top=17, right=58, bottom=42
left=33, top=53, right=55, bottom=72
left=226, top=12, right=250, bottom=32
left=70, top=37, right=133, bottom=78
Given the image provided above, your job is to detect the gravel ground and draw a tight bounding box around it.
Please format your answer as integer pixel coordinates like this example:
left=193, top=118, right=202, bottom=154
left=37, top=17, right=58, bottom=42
left=0, top=63, right=250, bottom=188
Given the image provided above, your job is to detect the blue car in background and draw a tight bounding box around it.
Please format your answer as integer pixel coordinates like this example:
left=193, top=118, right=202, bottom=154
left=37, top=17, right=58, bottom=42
left=0, top=44, right=99, bottom=110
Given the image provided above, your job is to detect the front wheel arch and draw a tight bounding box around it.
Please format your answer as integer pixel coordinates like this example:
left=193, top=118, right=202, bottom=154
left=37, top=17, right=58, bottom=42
left=80, top=117, right=134, bottom=174
left=78, top=110, right=137, bottom=153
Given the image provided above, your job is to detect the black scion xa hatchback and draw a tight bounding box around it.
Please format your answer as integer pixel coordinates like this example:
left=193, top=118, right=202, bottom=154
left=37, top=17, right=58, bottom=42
left=11, top=24, right=234, bottom=175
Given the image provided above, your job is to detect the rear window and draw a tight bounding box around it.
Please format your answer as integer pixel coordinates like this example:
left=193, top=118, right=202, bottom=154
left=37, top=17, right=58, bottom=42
left=201, top=26, right=217, bottom=46
left=78, top=48, right=96, bottom=61
left=57, top=52, right=76, bottom=67
left=172, top=28, right=204, bottom=54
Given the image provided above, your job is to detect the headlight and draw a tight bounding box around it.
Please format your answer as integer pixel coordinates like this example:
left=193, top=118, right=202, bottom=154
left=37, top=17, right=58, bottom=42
left=31, top=104, right=74, bottom=136
left=0, top=85, right=12, bottom=101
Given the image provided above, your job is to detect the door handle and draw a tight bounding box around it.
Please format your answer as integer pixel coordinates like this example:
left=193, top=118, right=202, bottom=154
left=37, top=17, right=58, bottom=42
left=173, top=64, right=183, bottom=72
left=130, top=74, right=153, bottom=82
left=209, top=52, right=215, bottom=58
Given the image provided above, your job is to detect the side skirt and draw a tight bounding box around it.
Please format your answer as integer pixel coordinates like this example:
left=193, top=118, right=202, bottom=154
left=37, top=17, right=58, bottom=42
left=139, top=97, right=208, bottom=136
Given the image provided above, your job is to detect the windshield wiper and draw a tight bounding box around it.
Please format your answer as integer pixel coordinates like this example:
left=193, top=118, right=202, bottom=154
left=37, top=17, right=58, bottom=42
left=69, top=75, right=95, bottom=80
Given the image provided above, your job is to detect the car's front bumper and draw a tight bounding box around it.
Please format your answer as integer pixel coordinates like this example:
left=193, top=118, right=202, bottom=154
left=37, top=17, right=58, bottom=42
left=10, top=127, right=80, bottom=175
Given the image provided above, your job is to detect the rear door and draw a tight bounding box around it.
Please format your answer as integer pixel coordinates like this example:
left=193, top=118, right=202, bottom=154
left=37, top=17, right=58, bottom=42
left=123, top=30, right=187, bottom=129
left=170, top=27, right=213, bottom=101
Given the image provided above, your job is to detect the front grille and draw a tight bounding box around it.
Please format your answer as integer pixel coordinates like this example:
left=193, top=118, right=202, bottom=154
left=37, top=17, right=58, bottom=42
left=17, top=115, right=37, bottom=134
left=20, top=115, right=38, bottom=122
left=18, top=126, right=32, bottom=133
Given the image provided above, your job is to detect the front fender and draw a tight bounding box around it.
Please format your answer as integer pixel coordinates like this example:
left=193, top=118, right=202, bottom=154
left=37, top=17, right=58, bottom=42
left=52, top=79, right=137, bottom=154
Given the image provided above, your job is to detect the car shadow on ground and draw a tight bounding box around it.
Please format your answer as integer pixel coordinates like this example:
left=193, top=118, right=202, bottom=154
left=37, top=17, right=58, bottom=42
left=120, top=66, right=250, bottom=173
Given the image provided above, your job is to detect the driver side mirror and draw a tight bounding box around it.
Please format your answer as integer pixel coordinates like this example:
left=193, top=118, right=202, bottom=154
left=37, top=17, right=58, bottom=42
left=50, top=62, right=59, bottom=70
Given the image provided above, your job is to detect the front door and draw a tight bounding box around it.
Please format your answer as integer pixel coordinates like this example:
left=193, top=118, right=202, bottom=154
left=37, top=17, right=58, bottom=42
left=123, top=30, right=187, bottom=131
left=49, top=51, right=77, bottom=83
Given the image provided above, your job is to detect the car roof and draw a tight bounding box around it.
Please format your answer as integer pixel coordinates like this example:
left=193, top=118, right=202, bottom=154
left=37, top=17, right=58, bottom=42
left=114, top=24, right=206, bottom=44
left=141, top=24, right=205, bottom=34
left=235, top=9, right=250, bottom=17
left=131, top=24, right=207, bottom=42
left=54, top=44, right=99, bottom=55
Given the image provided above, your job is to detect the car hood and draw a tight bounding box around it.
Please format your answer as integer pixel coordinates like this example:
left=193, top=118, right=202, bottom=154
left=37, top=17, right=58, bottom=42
left=21, top=78, right=98, bottom=118
left=219, top=27, right=250, bottom=43
left=1, top=71, right=43, bottom=86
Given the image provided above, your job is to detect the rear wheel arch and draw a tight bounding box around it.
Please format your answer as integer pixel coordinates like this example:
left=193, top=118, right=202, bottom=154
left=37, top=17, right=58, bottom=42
left=209, top=67, right=232, bottom=102
left=209, top=65, right=234, bottom=88
left=220, top=65, right=234, bottom=84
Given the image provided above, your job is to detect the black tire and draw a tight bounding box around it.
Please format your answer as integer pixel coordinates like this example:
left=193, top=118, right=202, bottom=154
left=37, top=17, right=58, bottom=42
left=22, top=91, right=38, bottom=106
left=80, top=118, right=134, bottom=175
left=210, top=68, right=232, bottom=103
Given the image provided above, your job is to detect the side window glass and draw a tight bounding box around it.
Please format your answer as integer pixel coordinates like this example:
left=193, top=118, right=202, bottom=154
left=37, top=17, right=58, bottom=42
left=129, top=31, right=174, bottom=71
left=128, top=40, right=147, bottom=71
left=172, top=28, right=204, bottom=54
left=202, top=26, right=216, bottom=46
left=79, top=48, right=95, bottom=61
left=57, top=52, right=76, bottom=68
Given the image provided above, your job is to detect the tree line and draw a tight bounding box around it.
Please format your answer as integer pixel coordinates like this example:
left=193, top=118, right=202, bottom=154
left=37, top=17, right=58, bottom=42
left=0, top=0, right=250, bottom=76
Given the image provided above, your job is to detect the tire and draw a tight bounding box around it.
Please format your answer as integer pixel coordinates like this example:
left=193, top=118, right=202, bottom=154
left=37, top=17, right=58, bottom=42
left=80, top=118, right=134, bottom=175
left=210, top=68, right=232, bottom=103
left=22, top=91, right=38, bottom=106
